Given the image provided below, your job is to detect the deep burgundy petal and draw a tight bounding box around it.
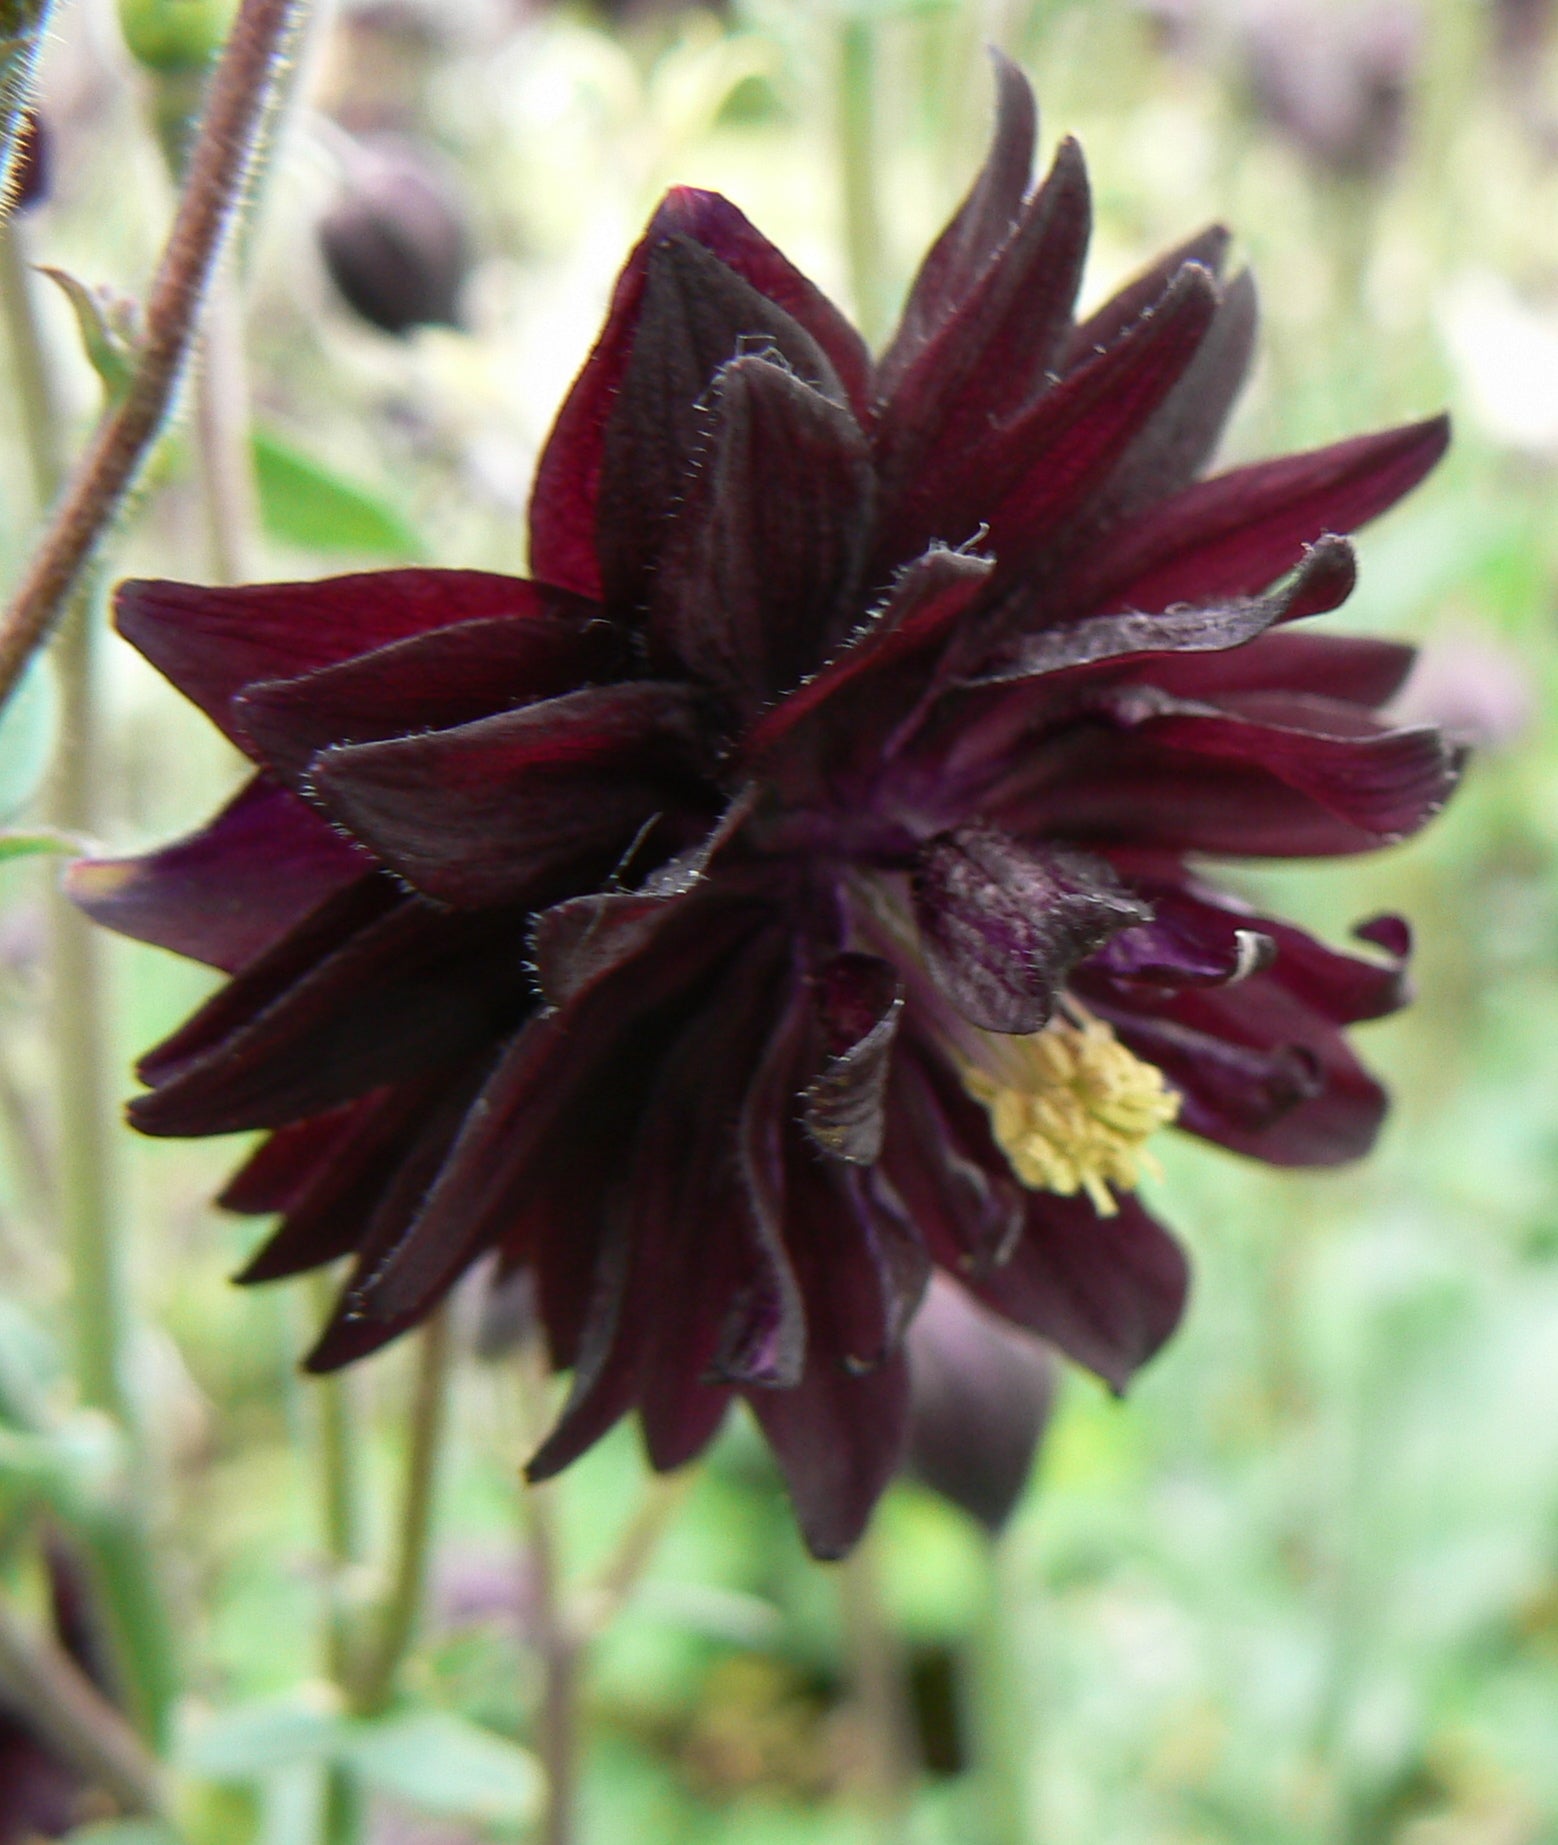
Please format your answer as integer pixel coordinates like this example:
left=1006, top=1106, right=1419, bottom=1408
left=1144, top=628, right=1415, bottom=708
left=116, top=570, right=555, bottom=748
left=649, top=354, right=873, bottom=712
left=905, top=1277, right=1055, bottom=1533
left=232, top=603, right=621, bottom=785
left=308, top=682, right=711, bottom=907
left=801, top=953, right=904, bottom=1164
left=528, top=188, right=870, bottom=600
left=912, top=829, right=1149, bottom=1034
left=874, top=136, right=1090, bottom=525
left=966, top=1189, right=1190, bottom=1391
left=218, top=1098, right=372, bottom=1215
left=66, top=776, right=373, bottom=973
left=1062, top=223, right=1231, bottom=363
left=1067, top=414, right=1451, bottom=615
left=132, top=897, right=531, bottom=1136
left=876, top=53, right=1037, bottom=395
left=596, top=236, right=845, bottom=615
left=749, top=1349, right=911, bottom=1561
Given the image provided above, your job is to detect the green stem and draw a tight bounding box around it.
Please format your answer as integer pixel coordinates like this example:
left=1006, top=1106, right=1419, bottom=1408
left=838, top=1529, right=916, bottom=1838
left=837, top=16, right=887, bottom=347
left=964, top=1533, right=1030, bottom=1845
left=194, top=257, right=261, bottom=584
left=350, top=1307, right=452, bottom=1716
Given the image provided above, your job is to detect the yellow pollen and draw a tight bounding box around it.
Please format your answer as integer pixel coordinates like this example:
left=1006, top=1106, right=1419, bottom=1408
left=961, top=1017, right=1180, bottom=1216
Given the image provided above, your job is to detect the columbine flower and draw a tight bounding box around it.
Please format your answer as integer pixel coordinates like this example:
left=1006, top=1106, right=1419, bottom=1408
left=73, top=64, right=1459, bottom=1556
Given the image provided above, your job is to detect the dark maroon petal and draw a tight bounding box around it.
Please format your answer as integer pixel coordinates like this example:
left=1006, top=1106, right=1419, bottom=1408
left=1068, top=414, right=1450, bottom=615
left=528, top=189, right=870, bottom=601
left=1080, top=265, right=1258, bottom=527
left=748, top=1349, right=911, bottom=1560
left=802, top=953, right=904, bottom=1164
left=965, top=261, right=1221, bottom=576
left=967, top=1190, right=1189, bottom=1391
left=650, top=354, right=873, bottom=711
left=116, top=570, right=554, bottom=748
left=218, top=1099, right=371, bottom=1214
left=876, top=53, right=1037, bottom=396
left=65, top=777, right=374, bottom=974
left=905, top=1278, right=1056, bottom=1533
left=596, top=235, right=844, bottom=616
left=741, top=548, right=994, bottom=765
left=912, top=829, right=1149, bottom=1035
left=1144, top=627, right=1414, bottom=708
left=1087, top=885, right=1276, bottom=991
left=874, top=136, right=1090, bottom=544
left=1063, top=223, right=1231, bottom=364
left=132, top=898, right=531, bottom=1136
left=0, top=1727, right=82, bottom=1843
left=524, top=1213, right=639, bottom=1478
left=308, top=682, right=710, bottom=907
left=978, top=535, right=1356, bottom=688
left=232, top=603, right=621, bottom=785
left=882, top=1043, right=1025, bottom=1277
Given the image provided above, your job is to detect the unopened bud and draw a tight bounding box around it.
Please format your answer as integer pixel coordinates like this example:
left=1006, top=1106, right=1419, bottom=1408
left=318, top=134, right=471, bottom=336
left=6, top=106, right=46, bottom=211
left=117, top=0, right=236, bottom=75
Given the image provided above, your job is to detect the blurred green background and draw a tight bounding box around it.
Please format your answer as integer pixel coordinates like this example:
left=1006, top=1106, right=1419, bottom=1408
left=6, top=0, right=1558, bottom=1839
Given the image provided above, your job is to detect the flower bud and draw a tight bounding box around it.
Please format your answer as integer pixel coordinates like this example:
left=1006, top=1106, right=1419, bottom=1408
left=7, top=107, right=47, bottom=212
left=318, top=134, right=471, bottom=336
left=117, top=0, right=236, bottom=75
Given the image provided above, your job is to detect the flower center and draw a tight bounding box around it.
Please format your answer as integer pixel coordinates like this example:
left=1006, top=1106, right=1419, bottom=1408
left=961, top=1016, right=1181, bottom=1216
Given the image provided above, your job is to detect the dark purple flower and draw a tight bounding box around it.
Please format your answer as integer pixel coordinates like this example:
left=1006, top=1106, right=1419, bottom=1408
left=319, top=133, right=471, bottom=336
left=73, top=65, right=1459, bottom=1557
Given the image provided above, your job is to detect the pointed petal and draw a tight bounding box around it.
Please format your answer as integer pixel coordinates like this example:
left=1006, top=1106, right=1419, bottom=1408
left=307, top=682, right=710, bottom=907
left=968, top=1189, right=1189, bottom=1391
left=877, top=54, right=1037, bottom=394
left=650, top=354, right=874, bottom=711
left=218, top=1098, right=374, bottom=1215
left=802, top=954, right=904, bottom=1164
left=1068, top=414, right=1451, bottom=615
left=1064, top=223, right=1231, bottom=363
left=529, top=188, right=870, bottom=600
left=66, top=776, right=373, bottom=973
left=912, top=829, right=1149, bottom=1034
left=595, top=235, right=845, bottom=615
left=232, top=603, right=621, bottom=784
left=116, top=570, right=555, bottom=747
left=749, top=1349, right=910, bottom=1560
left=905, top=1278, right=1055, bottom=1533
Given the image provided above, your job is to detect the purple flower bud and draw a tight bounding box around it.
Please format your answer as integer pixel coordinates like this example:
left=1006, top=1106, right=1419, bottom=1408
left=318, top=134, right=471, bottom=337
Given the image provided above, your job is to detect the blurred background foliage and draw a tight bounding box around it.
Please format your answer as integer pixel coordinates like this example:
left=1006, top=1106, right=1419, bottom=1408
left=3, top=0, right=1558, bottom=1839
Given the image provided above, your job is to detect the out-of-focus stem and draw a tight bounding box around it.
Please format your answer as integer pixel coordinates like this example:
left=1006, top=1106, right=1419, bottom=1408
left=838, top=1529, right=916, bottom=1839
left=194, top=257, right=261, bottom=584
left=0, top=217, right=64, bottom=499
left=0, top=0, right=303, bottom=710
left=965, top=1533, right=1030, bottom=1845
left=0, top=1591, right=172, bottom=1820
left=350, top=1306, right=452, bottom=1717
left=526, top=1474, right=578, bottom=1845
left=837, top=16, right=886, bottom=348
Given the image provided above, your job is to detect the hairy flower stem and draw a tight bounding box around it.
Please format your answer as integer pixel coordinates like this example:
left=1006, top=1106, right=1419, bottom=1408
left=838, top=1530, right=917, bottom=1838
left=0, top=1592, right=172, bottom=1821
left=837, top=17, right=887, bottom=348
left=0, top=200, right=181, bottom=1752
left=0, top=0, right=304, bottom=711
left=349, top=1306, right=452, bottom=1717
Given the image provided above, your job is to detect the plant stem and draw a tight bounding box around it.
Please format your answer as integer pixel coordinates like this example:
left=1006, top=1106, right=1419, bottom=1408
left=0, top=1590, right=172, bottom=1820
left=837, top=15, right=887, bottom=348
left=0, top=0, right=303, bottom=710
left=525, top=1475, right=578, bottom=1845
left=0, top=217, right=64, bottom=500
left=838, top=1528, right=916, bottom=1839
left=350, top=1306, right=452, bottom=1716
left=195, top=257, right=261, bottom=584
left=964, top=1533, right=1030, bottom=1845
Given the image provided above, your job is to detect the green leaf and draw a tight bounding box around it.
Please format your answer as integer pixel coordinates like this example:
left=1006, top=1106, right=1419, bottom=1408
left=0, top=826, right=86, bottom=862
left=39, top=267, right=137, bottom=397
left=182, top=1695, right=345, bottom=1783
left=340, top=1708, right=542, bottom=1824
left=253, top=428, right=425, bottom=561
left=0, top=649, right=57, bottom=822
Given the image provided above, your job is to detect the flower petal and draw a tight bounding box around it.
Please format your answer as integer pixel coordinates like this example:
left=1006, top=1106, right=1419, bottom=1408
left=232, top=603, right=621, bottom=785
left=1063, top=223, right=1231, bottom=362
left=308, top=682, right=711, bottom=908
left=912, top=828, right=1150, bottom=1034
left=529, top=188, right=870, bottom=600
left=595, top=235, right=846, bottom=615
left=66, top=776, right=373, bottom=973
left=649, top=354, right=874, bottom=712
left=116, top=570, right=554, bottom=747
left=802, top=953, right=904, bottom=1164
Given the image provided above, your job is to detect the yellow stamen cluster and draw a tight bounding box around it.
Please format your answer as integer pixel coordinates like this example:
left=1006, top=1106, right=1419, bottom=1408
left=962, top=1017, right=1181, bottom=1216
